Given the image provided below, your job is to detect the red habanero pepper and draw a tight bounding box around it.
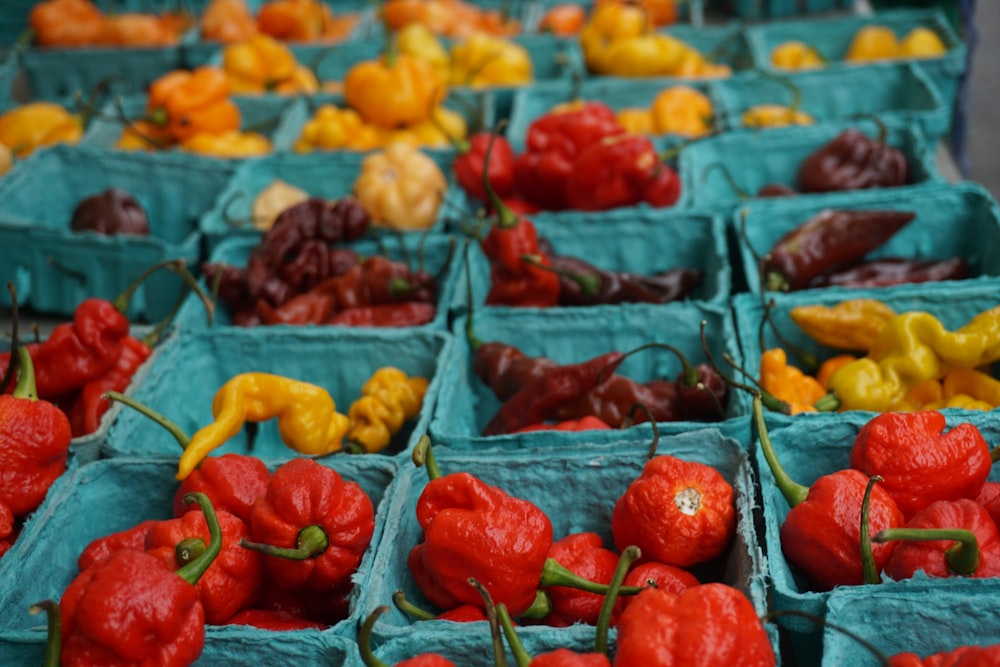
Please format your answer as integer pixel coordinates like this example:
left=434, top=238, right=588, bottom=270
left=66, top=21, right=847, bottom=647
left=564, top=134, right=681, bottom=211
left=241, top=458, right=375, bottom=594
left=889, top=645, right=1000, bottom=667
left=611, top=561, right=699, bottom=623
left=611, top=454, right=735, bottom=568
left=613, top=584, right=776, bottom=667
left=0, top=346, right=72, bottom=530
left=145, top=507, right=265, bottom=624
left=392, top=589, right=490, bottom=623
left=850, top=411, right=994, bottom=520
left=77, top=519, right=160, bottom=572
left=58, top=493, right=222, bottom=667
left=327, top=302, right=437, bottom=327
left=66, top=335, right=152, bottom=437
left=978, top=482, right=1000, bottom=527
left=797, top=127, right=909, bottom=193
left=359, top=607, right=458, bottom=667
left=225, top=608, right=326, bottom=631
left=173, top=453, right=270, bottom=525
left=513, top=415, right=612, bottom=433
left=874, top=499, right=1000, bottom=581
left=754, top=395, right=905, bottom=590
left=543, top=532, right=620, bottom=627
left=453, top=132, right=517, bottom=204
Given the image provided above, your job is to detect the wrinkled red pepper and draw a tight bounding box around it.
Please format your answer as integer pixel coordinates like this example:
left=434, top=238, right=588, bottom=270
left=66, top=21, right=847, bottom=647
left=564, top=134, right=681, bottom=211
left=224, top=608, right=326, bottom=631
left=66, top=335, right=152, bottom=437
left=513, top=415, right=612, bottom=433
left=612, top=561, right=699, bottom=624
left=543, top=532, right=619, bottom=627
left=327, top=302, right=436, bottom=327
left=889, top=645, right=1000, bottom=666
left=173, top=453, right=271, bottom=526
left=76, top=519, right=160, bottom=572
left=454, top=132, right=517, bottom=204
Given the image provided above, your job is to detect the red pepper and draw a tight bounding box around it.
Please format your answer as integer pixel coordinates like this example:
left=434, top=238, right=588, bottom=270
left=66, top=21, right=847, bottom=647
left=564, top=134, right=681, bottom=211
left=543, top=532, right=620, bottom=627
left=76, top=519, right=160, bottom=572
left=0, top=346, right=72, bottom=531
left=808, top=256, right=970, bottom=289
left=889, top=645, right=1000, bottom=666
left=454, top=132, right=517, bottom=204
left=611, top=454, right=735, bottom=568
left=173, top=453, right=271, bottom=525
left=513, top=416, right=612, bottom=433
left=145, top=507, right=264, bottom=624
left=850, top=411, right=993, bottom=519
left=359, top=607, right=458, bottom=667
left=552, top=376, right=680, bottom=427
left=611, top=561, right=699, bottom=624
left=978, top=482, right=1000, bottom=527
left=58, top=493, right=222, bottom=666
left=327, top=302, right=436, bottom=327
left=242, top=458, right=375, bottom=594
left=754, top=395, right=905, bottom=590
left=532, top=650, right=611, bottom=667
left=253, top=573, right=352, bottom=625
left=66, top=335, right=153, bottom=437
left=614, top=584, right=776, bottom=666
left=874, top=498, right=1000, bottom=580
left=797, top=127, right=909, bottom=193
left=224, top=608, right=326, bottom=631
left=474, top=341, right=559, bottom=403
left=641, top=162, right=683, bottom=207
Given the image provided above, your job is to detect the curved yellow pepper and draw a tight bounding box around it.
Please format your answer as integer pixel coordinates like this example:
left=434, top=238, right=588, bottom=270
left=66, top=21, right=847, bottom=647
left=790, top=299, right=897, bottom=352
left=178, top=373, right=349, bottom=480
left=347, top=367, right=429, bottom=453
left=741, top=104, right=814, bottom=129
left=0, top=102, right=84, bottom=157
left=449, top=33, right=533, bottom=87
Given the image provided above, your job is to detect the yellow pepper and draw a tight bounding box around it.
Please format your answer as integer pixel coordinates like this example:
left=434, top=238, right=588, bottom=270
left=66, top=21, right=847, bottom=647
left=347, top=367, right=429, bottom=453
left=293, top=104, right=383, bottom=152
left=222, top=34, right=319, bottom=95
left=741, top=104, right=814, bottom=129
left=403, top=105, right=469, bottom=149
left=596, top=33, right=687, bottom=77
left=816, top=354, right=856, bottom=390
left=180, top=130, right=272, bottom=157
left=0, top=142, right=11, bottom=177
left=0, top=102, right=84, bottom=157
left=942, top=368, right=1000, bottom=408
left=352, top=141, right=447, bottom=231
left=580, top=2, right=650, bottom=74
left=649, top=85, right=713, bottom=137
left=845, top=25, right=900, bottom=62
left=396, top=22, right=451, bottom=81
left=615, top=107, right=655, bottom=135
left=899, top=27, right=947, bottom=59
left=673, top=45, right=731, bottom=79
left=344, top=51, right=446, bottom=129
left=251, top=179, right=310, bottom=231
left=770, top=41, right=824, bottom=70
left=178, top=373, right=350, bottom=480
left=760, top=348, right=827, bottom=415
left=790, top=299, right=898, bottom=352
left=449, top=32, right=533, bottom=87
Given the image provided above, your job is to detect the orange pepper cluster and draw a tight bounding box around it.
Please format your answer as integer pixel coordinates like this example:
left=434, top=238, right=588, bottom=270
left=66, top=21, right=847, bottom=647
left=29, top=0, right=189, bottom=48
left=199, top=0, right=359, bottom=45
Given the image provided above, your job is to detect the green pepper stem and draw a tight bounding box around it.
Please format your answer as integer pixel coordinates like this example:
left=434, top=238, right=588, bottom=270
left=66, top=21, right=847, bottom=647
left=392, top=590, right=436, bottom=621
left=176, top=537, right=207, bottom=566
left=240, top=524, right=329, bottom=561
left=497, top=603, right=532, bottom=667
left=518, top=589, right=552, bottom=620
left=12, top=346, right=37, bottom=401
left=702, top=321, right=790, bottom=415
left=481, top=121, right=517, bottom=229
left=469, top=578, right=509, bottom=667
left=519, top=254, right=600, bottom=296
left=539, top=558, right=642, bottom=596
left=113, top=258, right=215, bottom=326
left=701, top=162, right=749, bottom=200
left=813, top=392, right=840, bottom=412
left=412, top=435, right=442, bottom=480
left=102, top=391, right=190, bottom=451
left=463, top=245, right=485, bottom=350
left=595, top=545, right=641, bottom=656
left=752, top=394, right=809, bottom=507
left=873, top=528, right=980, bottom=576
left=639, top=342, right=700, bottom=388
left=358, top=606, right=392, bottom=667
left=29, top=600, right=60, bottom=667
left=860, top=476, right=883, bottom=586
left=175, top=492, right=222, bottom=585
left=0, top=282, right=21, bottom=396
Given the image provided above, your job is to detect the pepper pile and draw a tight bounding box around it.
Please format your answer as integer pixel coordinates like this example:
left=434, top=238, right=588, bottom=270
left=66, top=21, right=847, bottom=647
left=29, top=0, right=189, bottom=48
left=198, top=0, right=360, bottom=44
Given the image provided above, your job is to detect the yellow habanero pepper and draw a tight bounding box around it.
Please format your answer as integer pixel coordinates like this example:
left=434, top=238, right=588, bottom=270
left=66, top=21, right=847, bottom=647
left=760, top=348, right=828, bottom=415
left=741, top=104, right=814, bottom=129
left=344, top=51, right=446, bottom=129
left=845, top=25, right=900, bottom=62
left=0, top=102, right=84, bottom=157
left=649, top=85, right=713, bottom=137
left=178, top=373, right=350, bottom=480
left=293, top=104, right=382, bottom=152
left=770, top=41, right=824, bottom=70
left=790, top=299, right=898, bottom=352
left=580, top=2, right=650, bottom=74
left=449, top=32, right=533, bottom=87
left=180, top=130, right=272, bottom=157
left=615, top=107, right=655, bottom=135
left=222, top=34, right=319, bottom=95
left=352, top=141, right=447, bottom=231
left=403, top=105, right=469, bottom=149
left=899, top=27, right=947, bottom=59
left=346, top=367, right=429, bottom=453
left=396, top=22, right=451, bottom=81
left=942, top=368, right=1000, bottom=409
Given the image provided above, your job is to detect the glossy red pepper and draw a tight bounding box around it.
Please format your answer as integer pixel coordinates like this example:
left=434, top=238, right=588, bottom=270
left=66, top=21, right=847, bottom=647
left=543, top=532, right=620, bottom=627
left=242, top=458, right=375, bottom=594
left=850, top=411, right=994, bottom=519
left=454, top=132, right=517, bottom=204
left=612, top=454, right=735, bottom=567
left=875, top=499, right=1000, bottom=580
left=754, top=395, right=905, bottom=590
left=173, top=453, right=271, bottom=525
left=513, top=415, right=612, bottom=433
left=145, top=507, right=264, bottom=624
left=76, top=519, right=160, bottom=572
left=889, top=645, right=1000, bottom=667
left=797, top=127, right=909, bottom=193
left=0, top=346, right=72, bottom=536
left=59, top=493, right=222, bottom=666
left=613, top=584, right=775, bottom=666
left=611, top=561, right=699, bottom=624
left=564, top=134, right=681, bottom=211
left=224, top=608, right=326, bottom=631
left=66, top=335, right=152, bottom=437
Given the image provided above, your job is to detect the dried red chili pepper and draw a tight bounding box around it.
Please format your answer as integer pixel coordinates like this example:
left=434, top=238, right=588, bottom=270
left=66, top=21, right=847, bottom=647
left=0, top=346, right=72, bottom=537
left=543, top=532, right=620, bottom=627
left=797, top=127, right=909, bottom=193
left=754, top=394, right=904, bottom=590
left=145, top=507, right=264, bottom=625
left=241, top=458, right=375, bottom=595
left=70, top=188, right=150, bottom=236
left=454, top=131, right=517, bottom=204
left=327, top=302, right=436, bottom=327
left=874, top=498, right=1000, bottom=580
left=761, top=209, right=916, bottom=292
left=56, top=493, right=222, bottom=666
left=66, top=335, right=153, bottom=437
left=552, top=376, right=679, bottom=427
left=224, top=608, right=326, bottom=631
left=536, top=253, right=702, bottom=306
left=614, top=583, right=776, bottom=666
left=173, top=453, right=271, bottom=525
left=76, top=519, right=160, bottom=572
left=850, top=411, right=994, bottom=519
left=808, top=256, right=969, bottom=289
left=473, top=341, right=559, bottom=403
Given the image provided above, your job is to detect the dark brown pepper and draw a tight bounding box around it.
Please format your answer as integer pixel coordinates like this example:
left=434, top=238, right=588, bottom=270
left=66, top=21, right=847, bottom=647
left=70, top=188, right=150, bottom=236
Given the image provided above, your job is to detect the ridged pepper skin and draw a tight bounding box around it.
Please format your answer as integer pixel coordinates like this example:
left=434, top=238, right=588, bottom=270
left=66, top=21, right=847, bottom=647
left=173, top=453, right=271, bottom=525
left=67, top=335, right=152, bottom=437
left=850, top=411, right=992, bottom=519
left=247, top=458, right=375, bottom=594
left=532, top=649, right=611, bottom=667
left=612, top=455, right=735, bottom=568
left=396, top=657, right=459, bottom=667
left=889, top=644, right=1000, bottom=666
left=543, top=532, right=619, bottom=627
left=613, top=584, right=776, bottom=667
left=77, top=520, right=160, bottom=572
left=612, top=561, right=699, bottom=624
left=407, top=472, right=553, bottom=616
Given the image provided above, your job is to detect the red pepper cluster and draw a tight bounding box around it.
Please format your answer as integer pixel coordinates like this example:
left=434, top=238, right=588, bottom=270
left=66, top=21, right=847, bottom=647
left=57, top=455, right=375, bottom=663
left=453, top=102, right=682, bottom=214
left=204, top=197, right=439, bottom=328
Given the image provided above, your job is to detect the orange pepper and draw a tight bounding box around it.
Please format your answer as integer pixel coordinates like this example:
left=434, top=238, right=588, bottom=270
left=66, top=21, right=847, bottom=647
left=649, top=85, right=712, bottom=137
left=223, top=34, right=318, bottom=94
left=29, top=0, right=106, bottom=47
left=146, top=67, right=242, bottom=143
left=115, top=119, right=174, bottom=152
left=257, top=0, right=356, bottom=42
left=98, top=13, right=184, bottom=47
left=595, top=0, right=678, bottom=27
left=0, top=103, right=84, bottom=157
left=899, top=378, right=944, bottom=411
left=760, top=348, right=827, bottom=415
left=200, top=0, right=258, bottom=43
left=180, top=130, right=271, bottom=157
left=537, top=4, right=586, bottom=37
left=816, top=354, right=856, bottom=390
left=344, top=53, right=445, bottom=129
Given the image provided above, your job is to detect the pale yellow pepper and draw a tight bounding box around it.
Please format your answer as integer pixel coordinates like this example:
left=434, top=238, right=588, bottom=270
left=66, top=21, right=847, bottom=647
left=845, top=25, right=900, bottom=62
left=899, top=27, right=947, bottom=58
left=741, top=104, right=814, bottom=129
left=770, top=41, right=824, bottom=70
left=353, top=141, right=447, bottom=231
left=294, top=104, right=382, bottom=152
left=449, top=32, right=533, bottom=87
left=397, top=22, right=451, bottom=81
left=0, top=102, right=84, bottom=157
left=347, top=367, right=429, bottom=453
left=180, top=130, right=272, bottom=157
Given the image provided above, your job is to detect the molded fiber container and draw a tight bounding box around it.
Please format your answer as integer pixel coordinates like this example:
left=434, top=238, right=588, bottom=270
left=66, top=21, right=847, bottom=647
left=175, top=232, right=461, bottom=332
left=0, top=456, right=396, bottom=664
left=712, top=62, right=949, bottom=141
left=753, top=410, right=1000, bottom=665
left=656, top=24, right=753, bottom=73
left=455, top=207, right=730, bottom=312
left=716, top=0, right=853, bottom=21
left=735, top=181, right=1000, bottom=295
left=80, top=93, right=303, bottom=154
left=744, top=9, right=967, bottom=110
left=0, top=50, right=17, bottom=112
left=102, top=327, right=452, bottom=461
left=681, top=119, right=940, bottom=210
left=821, top=581, right=1000, bottom=666
left=0, top=144, right=224, bottom=321
left=355, top=434, right=773, bottom=655
left=729, top=279, right=1000, bottom=426
left=429, top=303, right=746, bottom=451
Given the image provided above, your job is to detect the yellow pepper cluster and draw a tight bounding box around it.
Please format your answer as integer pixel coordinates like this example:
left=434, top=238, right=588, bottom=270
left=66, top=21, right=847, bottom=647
left=222, top=34, right=320, bottom=95
left=294, top=104, right=467, bottom=153
left=741, top=104, right=813, bottom=130
left=0, top=102, right=84, bottom=174
left=580, top=3, right=730, bottom=78
left=770, top=41, right=825, bottom=71
left=845, top=25, right=948, bottom=62
left=615, top=86, right=714, bottom=138
left=347, top=367, right=429, bottom=453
